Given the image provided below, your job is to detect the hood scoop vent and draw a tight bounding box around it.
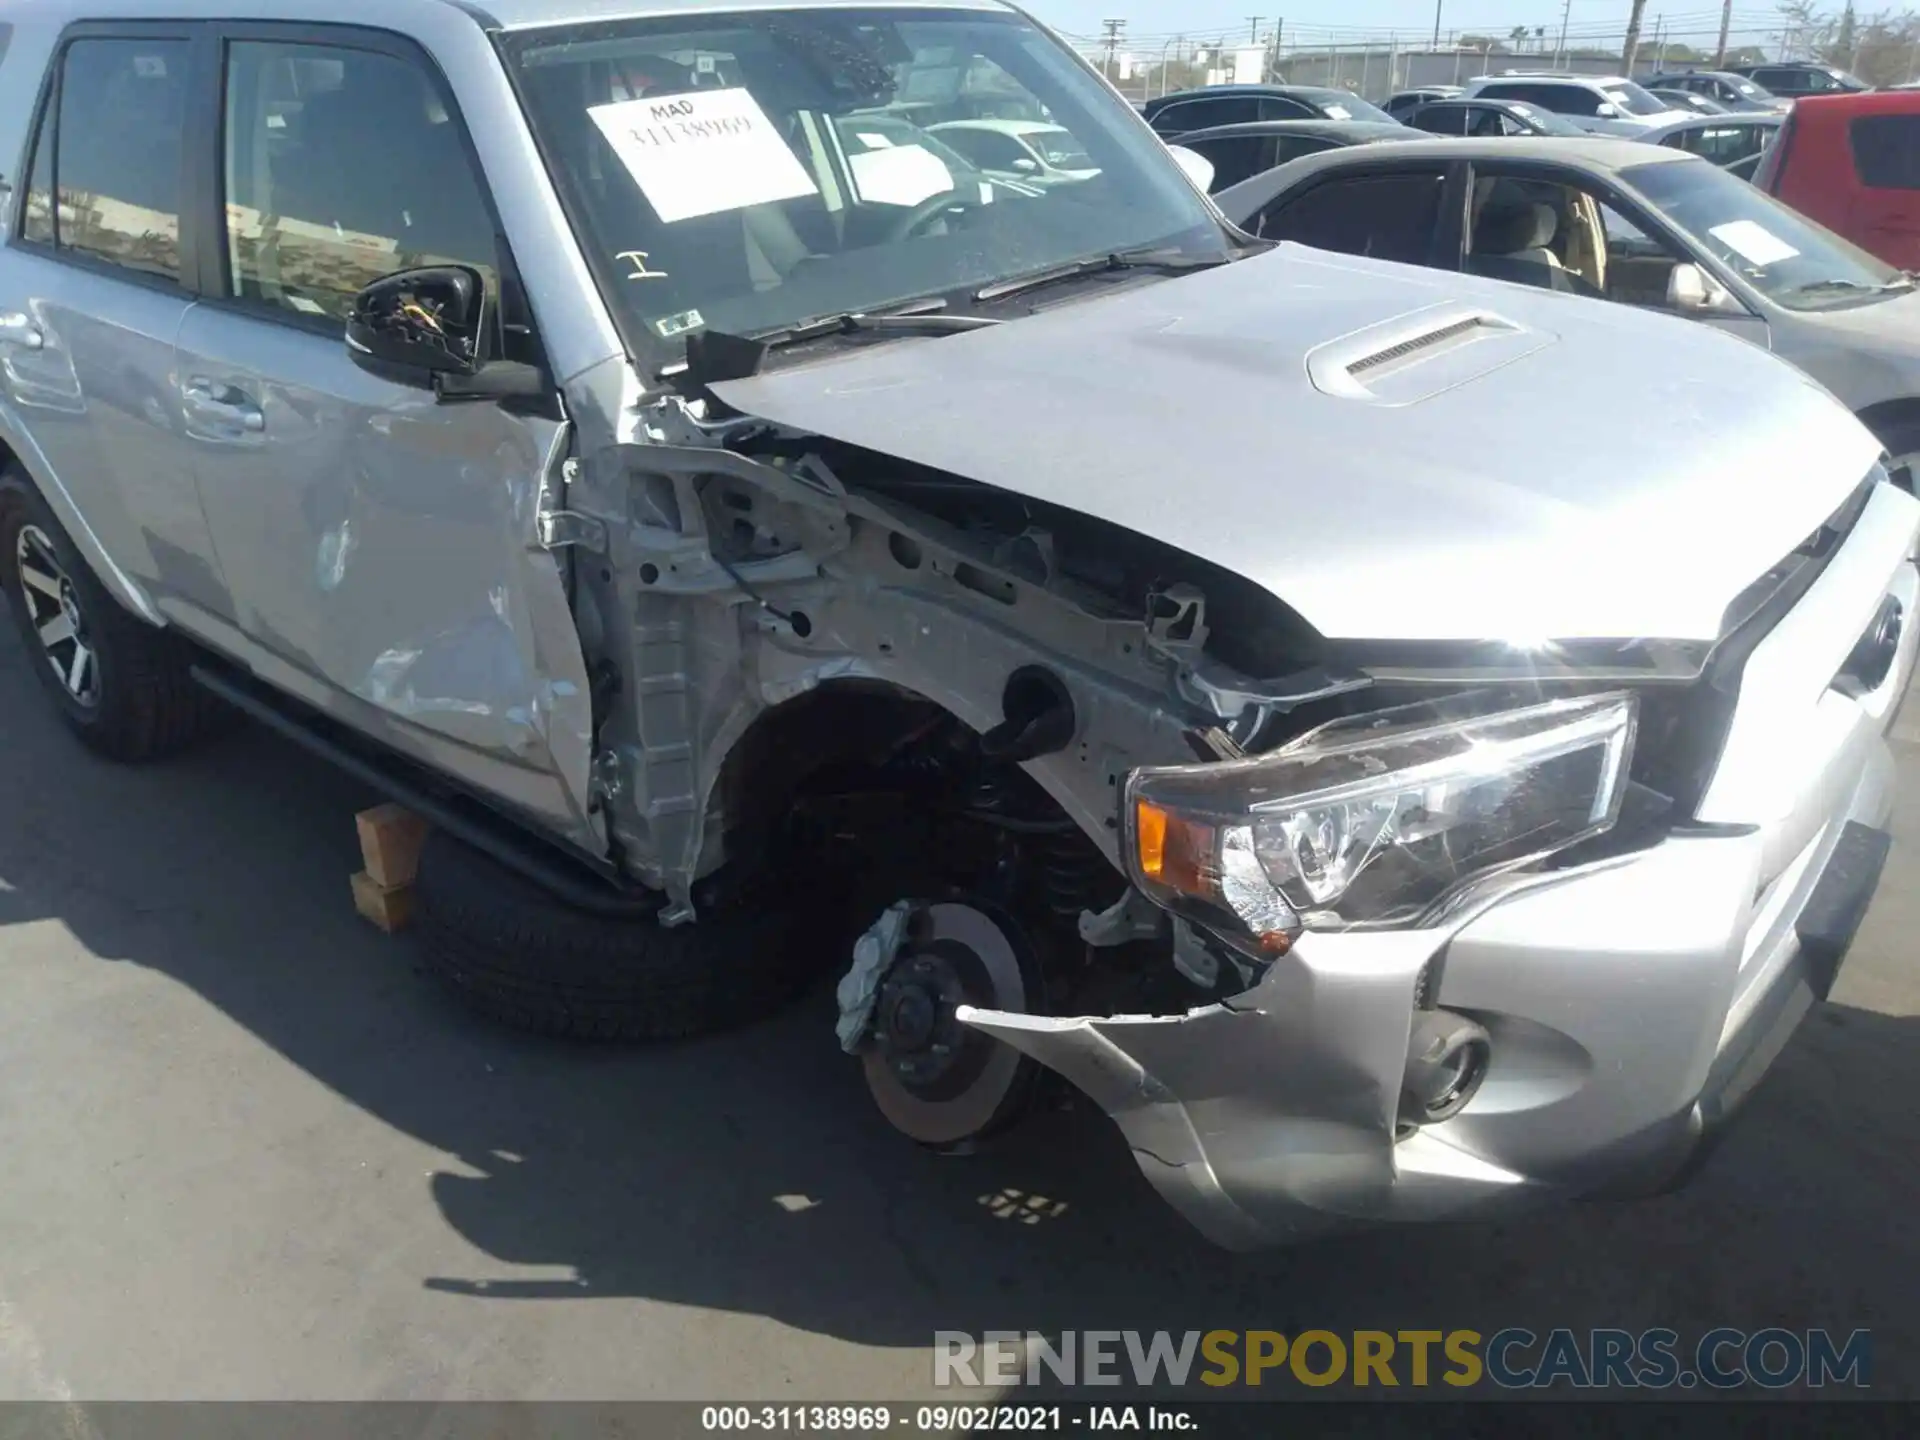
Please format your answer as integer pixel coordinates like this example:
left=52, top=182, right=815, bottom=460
left=1307, top=302, right=1553, bottom=406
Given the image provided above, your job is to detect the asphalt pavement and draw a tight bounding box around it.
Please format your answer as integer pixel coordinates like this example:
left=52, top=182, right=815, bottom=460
left=0, top=620, right=1917, bottom=1407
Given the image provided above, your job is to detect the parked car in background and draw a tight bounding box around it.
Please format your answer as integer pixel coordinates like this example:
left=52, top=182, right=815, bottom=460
left=1649, top=88, right=1730, bottom=116
left=1384, top=84, right=1462, bottom=117
left=1754, top=91, right=1920, bottom=269
left=1215, top=137, right=1920, bottom=478
left=1405, top=97, right=1587, bottom=137
left=1643, top=69, right=1788, bottom=113
left=833, top=110, right=1047, bottom=201
left=1729, top=60, right=1871, bottom=98
left=925, top=118, right=1098, bottom=187
left=1142, top=83, right=1398, bottom=137
left=1641, top=113, right=1784, bottom=175
left=1168, top=120, right=1429, bottom=192
left=1460, top=74, right=1694, bottom=133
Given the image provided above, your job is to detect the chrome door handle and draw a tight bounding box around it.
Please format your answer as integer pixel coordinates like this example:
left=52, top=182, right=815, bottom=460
left=0, top=312, right=44, bottom=350
left=184, top=377, right=265, bottom=433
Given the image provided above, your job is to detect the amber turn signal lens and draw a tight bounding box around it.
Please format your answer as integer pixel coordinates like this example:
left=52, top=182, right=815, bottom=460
left=1134, top=799, right=1215, bottom=899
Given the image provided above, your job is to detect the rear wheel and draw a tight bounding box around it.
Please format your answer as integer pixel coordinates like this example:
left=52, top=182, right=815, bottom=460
left=0, top=473, right=222, bottom=761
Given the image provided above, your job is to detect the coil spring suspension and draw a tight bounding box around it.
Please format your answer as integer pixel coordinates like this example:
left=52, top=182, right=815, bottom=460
left=1037, top=830, right=1114, bottom=921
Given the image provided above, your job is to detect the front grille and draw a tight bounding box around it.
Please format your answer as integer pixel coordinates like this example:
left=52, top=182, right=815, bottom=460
left=1635, top=475, right=1879, bottom=818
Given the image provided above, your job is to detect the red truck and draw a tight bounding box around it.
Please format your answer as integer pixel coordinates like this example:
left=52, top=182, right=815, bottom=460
left=1754, top=90, right=1920, bottom=268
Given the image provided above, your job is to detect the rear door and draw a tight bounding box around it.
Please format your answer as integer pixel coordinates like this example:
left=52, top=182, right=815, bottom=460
left=1847, top=112, right=1920, bottom=268
left=0, top=25, right=231, bottom=624
left=172, top=22, right=597, bottom=840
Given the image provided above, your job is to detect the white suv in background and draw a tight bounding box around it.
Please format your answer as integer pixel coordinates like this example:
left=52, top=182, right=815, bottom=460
left=1463, top=73, right=1694, bottom=134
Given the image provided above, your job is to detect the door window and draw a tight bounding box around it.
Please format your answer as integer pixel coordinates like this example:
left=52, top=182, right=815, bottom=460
left=1260, top=170, right=1445, bottom=265
left=1679, top=123, right=1772, bottom=166
left=1850, top=116, right=1920, bottom=190
left=221, top=40, right=501, bottom=323
left=20, top=38, right=189, bottom=281
left=1255, top=96, right=1316, bottom=121
left=1153, top=97, right=1256, bottom=134
left=1411, top=105, right=1469, bottom=135
left=1184, top=135, right=1275, bottom=192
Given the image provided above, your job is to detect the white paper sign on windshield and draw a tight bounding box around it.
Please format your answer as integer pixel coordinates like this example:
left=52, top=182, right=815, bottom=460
left=588, top=87, right=818, bottom=224
left=1709, top=219, right=1800, bottom=267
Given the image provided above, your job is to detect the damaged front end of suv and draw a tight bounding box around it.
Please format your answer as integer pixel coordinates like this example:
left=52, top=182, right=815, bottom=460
left=541, top=248, right=1918, bottom=1246
left=490, top=4, right=1918, bottom=1248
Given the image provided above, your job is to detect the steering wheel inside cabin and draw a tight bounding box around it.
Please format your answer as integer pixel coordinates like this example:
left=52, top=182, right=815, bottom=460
left=882, top=187, right=989, bottom=243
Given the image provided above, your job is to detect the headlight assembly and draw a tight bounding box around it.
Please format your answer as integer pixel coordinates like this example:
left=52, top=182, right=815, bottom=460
left=1124, top=692, right=1637, bottom=950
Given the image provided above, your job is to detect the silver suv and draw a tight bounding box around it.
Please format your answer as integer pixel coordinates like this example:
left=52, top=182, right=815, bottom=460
left=0, top=0, right=1914, bottom=1250
left=1463, top=73, right=1695, bottom=134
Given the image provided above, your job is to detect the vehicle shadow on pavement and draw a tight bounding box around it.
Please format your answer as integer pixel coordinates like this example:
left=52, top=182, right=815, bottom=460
left=1, top=628, right=1916, bottom=1402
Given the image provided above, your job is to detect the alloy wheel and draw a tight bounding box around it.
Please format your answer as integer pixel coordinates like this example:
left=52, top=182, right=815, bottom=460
left=13, top=523, right=99, bottom=707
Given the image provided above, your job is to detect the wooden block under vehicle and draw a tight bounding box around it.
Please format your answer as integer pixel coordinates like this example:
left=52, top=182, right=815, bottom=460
left=355, top=803, right=430, bottom=889
left=350, top=869, right=414, bottom=934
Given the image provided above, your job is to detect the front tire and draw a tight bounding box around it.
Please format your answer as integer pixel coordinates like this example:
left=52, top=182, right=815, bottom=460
left=0, top=472, right=220, bottom=761
left=412, top=832, right=816, bottom=1041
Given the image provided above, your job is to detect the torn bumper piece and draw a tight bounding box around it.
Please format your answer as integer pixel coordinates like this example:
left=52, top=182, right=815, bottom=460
left=958, top=925, right=1546, bottom=1251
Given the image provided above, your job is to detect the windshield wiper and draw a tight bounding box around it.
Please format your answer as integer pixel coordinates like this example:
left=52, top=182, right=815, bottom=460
left=1791, top=277, right=1912, bottom=296
left=973, top=245, right=1231, bottom=303
left=754, top=298, right=1003, bottom=348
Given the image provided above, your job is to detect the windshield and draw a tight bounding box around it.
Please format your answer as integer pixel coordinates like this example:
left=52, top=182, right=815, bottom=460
left=1623, top=159, right=1908, bottom=311
left=502, top=8, right=1225, bottom=363
left=1297, top=88, right=1396, bottom=124
left=1507, top=103, right=1584, bottom=135
left=1602, top=81, right=1672, bottom=116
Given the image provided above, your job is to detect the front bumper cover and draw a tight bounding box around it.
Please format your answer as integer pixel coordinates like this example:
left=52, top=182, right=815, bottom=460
left=961, top=481, right=1920, bottom=1250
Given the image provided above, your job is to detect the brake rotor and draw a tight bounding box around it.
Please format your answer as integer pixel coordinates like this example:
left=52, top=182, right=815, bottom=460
left=860, top=901, right=1043, bottom=1148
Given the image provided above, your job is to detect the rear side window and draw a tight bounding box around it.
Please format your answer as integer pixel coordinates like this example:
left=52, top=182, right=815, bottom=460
left=221, top=39, right=501, bottom=323
left=20, top=38, right=189, bottom=281
left=1850, top=116, right=1920, bottom=190
left=1261, top=170, right=1445, bottom=266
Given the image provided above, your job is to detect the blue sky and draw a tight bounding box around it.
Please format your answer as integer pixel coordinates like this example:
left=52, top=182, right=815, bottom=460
left=1024, top=1, right=1790, bottom=56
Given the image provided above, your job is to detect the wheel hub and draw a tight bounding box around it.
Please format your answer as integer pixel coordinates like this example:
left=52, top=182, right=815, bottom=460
left=858, top=901, right=1043, bottom=1148
left=873, top=949, right=971, bottom=1089
left=13, top=524, right=98, bottom=707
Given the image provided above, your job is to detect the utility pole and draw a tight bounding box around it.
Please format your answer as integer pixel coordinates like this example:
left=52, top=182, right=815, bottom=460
left=1245, top=17, right=1263, bottom=45
left=1552, top=0, right=1573, bottom=67
left=1622, top=0, right=1649, bottom=72
left=1713, top=0, right=1734, bottom=66
left=1432, top=0, right=1444, bottom=49
left=1099, top=18, right=1125, bottom=79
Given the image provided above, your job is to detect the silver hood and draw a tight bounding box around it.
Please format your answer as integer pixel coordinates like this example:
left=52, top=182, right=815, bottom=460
left=714, top=244, right=1881, bottom=643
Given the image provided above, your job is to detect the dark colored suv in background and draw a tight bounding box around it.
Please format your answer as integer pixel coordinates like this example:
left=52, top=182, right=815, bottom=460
left=1729, top=61, right=1871, bottom=98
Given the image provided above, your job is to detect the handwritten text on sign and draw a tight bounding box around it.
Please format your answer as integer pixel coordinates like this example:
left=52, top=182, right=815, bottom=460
left=587, top=88, right=818, bottom=224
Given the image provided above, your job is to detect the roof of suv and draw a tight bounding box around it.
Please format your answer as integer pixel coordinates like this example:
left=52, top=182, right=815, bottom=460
left=3, top=0, right=1018, bottom=29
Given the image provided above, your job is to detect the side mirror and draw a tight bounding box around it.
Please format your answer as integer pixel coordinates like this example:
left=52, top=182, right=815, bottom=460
left=1010, top=156, right=1041, bottom=174
left=346, top=266, right=487, bottom=388
left=1167, top=143, right=1216, bottom=193
left=1666, top=261, right=1740, bottom=314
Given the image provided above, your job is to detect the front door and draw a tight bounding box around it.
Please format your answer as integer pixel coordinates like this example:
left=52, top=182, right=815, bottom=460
left=173, top=25, right=598, bottom=844
left=0, top=27, right=230, bottom=624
